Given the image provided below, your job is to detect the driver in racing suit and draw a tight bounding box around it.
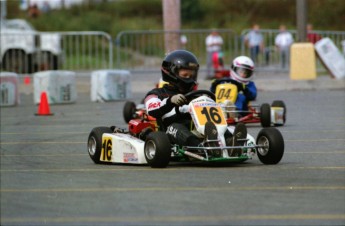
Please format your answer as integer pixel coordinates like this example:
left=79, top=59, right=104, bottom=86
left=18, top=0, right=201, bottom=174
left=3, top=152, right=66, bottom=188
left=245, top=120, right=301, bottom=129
left=210, top=56, right=257, bottom=111
left=144, top=50, right=247, bottom=156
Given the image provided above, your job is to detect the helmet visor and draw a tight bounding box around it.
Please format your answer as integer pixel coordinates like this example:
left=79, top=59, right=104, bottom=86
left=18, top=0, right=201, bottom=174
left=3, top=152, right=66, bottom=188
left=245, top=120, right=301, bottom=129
left=178, top=68, right=197, bottom=80
left=234, top=67, right=253, bottom=79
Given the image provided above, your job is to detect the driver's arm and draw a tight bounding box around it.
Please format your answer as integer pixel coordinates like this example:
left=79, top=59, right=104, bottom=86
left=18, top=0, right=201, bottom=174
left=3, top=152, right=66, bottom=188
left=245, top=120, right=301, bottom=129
left=144, top=94, right=175, bottom=119
left=243, top=82, right=257, bottom=101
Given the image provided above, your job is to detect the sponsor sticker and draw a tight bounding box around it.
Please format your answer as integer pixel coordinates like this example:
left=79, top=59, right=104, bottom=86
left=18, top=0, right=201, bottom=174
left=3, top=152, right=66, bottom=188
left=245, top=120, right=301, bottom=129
left=166, top=126, right=178, bottom=138
left=148, top=102, right=160, bottom=110
left=123, top=153, right=138, bottom=163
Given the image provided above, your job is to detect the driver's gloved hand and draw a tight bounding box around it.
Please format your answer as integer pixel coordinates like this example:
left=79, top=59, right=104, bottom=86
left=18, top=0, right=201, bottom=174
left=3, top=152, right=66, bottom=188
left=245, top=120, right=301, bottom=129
left=238, top=83, right=245, bottom=92
left=178, top=105, right=190, bottom=113
left=171, top=94, right=187, bottom=106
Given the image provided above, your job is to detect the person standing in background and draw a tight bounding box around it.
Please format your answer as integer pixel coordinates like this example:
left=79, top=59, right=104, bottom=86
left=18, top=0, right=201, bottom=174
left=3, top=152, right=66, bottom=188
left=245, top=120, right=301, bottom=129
left=180, top=34, right=188, bottom=49
left=244, top=24, right=264, bottom=64
left=28, top=3, right=40, bottom=18
left=42, top=1, right=51, bottom=14
left=275, top=24, right=294, bottom=69
left=307, top=24, right=322, bottom=44
left=205, top=30, right=224, bottom=80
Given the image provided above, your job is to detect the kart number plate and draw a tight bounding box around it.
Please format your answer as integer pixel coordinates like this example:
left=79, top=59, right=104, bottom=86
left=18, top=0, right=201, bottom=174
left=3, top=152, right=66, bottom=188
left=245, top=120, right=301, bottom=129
left=193, top=104, right=227, bottom=126
left=215, top=83, right=238, bottom=104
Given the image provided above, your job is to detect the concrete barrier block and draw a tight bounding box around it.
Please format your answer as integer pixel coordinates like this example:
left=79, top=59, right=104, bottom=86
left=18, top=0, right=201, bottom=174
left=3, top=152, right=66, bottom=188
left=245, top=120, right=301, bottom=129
left=0, top=72, right=20, bottom=107
left=315, top=37, right=345, bottom=79
left=290, top=43, right=316, bottom=80
left=90, top=69, right=131, bottom=102
left=33, top=70, right=77, bottom=104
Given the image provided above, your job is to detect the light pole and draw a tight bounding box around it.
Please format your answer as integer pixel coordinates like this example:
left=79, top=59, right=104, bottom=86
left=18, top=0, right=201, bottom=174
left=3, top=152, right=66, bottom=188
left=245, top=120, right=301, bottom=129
left=162, top=0, right=181, bottom=53
left=296, top=0, right=307, bottom=42
left=1, top=0, right=6, bottom=20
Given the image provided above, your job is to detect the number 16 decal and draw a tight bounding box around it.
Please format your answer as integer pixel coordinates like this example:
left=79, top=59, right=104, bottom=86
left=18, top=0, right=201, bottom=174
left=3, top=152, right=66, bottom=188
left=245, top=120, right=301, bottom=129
left=101, top=137, right=112, bottom=161
left=195, top=105, right=226, bottom=126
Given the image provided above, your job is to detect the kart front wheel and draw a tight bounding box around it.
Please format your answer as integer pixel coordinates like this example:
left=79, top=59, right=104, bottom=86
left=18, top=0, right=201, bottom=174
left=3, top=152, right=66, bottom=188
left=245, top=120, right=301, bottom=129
left=256, top=127, right=284, bottom=164
left=260, top=103, right=271, bottom=127
left=87, top=127, right=113, bottom=164
left=123, top=101, right=136, bottom=123
left=144, top=131, right=171, bottom=168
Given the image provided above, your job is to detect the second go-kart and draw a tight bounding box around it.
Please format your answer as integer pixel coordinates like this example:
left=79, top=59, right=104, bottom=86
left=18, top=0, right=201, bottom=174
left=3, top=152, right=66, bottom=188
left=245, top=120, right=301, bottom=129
left=88, top=90, right=285, bottom=168
left=214, top=78, right=287, bottom=127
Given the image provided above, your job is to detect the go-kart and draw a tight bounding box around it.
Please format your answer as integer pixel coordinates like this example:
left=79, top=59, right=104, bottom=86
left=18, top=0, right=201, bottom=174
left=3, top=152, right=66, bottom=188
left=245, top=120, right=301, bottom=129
left=214, top=78, right=286, bottom=127
left=88, top=90, right=285, bottom=168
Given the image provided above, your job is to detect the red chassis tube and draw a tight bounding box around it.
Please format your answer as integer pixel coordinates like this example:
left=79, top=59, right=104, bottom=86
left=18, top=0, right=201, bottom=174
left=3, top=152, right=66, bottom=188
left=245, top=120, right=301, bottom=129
left=225, top=106, right=261, bottom=125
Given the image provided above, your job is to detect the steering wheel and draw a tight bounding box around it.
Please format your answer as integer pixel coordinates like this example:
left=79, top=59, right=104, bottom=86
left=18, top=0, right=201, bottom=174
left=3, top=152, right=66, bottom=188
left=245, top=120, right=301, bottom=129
left=184, top=90, right=216, bottom=102
left=213, top=77, right=243, bottom=92
left=217, top=77, right=241, bottom=85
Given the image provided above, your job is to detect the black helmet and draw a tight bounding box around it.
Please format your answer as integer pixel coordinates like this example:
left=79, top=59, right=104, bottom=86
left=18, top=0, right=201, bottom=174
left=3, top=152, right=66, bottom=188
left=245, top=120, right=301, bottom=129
left=161, top=50, right=199, bottom=93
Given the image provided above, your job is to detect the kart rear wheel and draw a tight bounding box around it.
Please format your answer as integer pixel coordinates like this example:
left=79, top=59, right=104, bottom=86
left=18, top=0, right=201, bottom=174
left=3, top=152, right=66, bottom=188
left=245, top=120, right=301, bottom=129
left=256, top=127, right=284, bottom=164
left=260, top=103, right=271, bottom=127
left=87, top=127, right=113, bottom=164
left=123, top=101, right=136, bottom=123
left=144, top=131, right=171, bottom=168
left=272, top=100, right=286, bottom=126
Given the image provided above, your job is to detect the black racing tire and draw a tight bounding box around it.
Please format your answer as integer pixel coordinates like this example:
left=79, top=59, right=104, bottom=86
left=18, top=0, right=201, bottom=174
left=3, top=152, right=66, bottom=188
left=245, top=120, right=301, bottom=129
left=39, top=52, right=58, bottom=71
left=123, top=101, right=137, bottom=123
left=144, top=131, right=171, bottom=168
left=87, top=127, right=113, bottom=164
left=260, top=103, right=271, bottom=127
left=256, top=127, right=284, bottom=164
left=272, top=100, right=286, bottom=126
left=2, top=50, right=31, bottom=73
left=51, top=55, right=59, bottom=70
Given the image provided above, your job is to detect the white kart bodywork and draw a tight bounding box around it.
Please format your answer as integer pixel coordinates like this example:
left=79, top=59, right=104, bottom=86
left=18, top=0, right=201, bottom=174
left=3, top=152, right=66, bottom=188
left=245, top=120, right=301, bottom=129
left=100, top=133, right=147, bottom=164
left=189, top=96, right=256, bottom=147
left=98, top=128, right=257, bottom=164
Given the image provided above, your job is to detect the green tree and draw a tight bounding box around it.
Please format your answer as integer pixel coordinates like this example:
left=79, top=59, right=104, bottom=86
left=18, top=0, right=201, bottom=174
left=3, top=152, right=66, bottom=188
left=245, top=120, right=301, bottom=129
left=181, top=0, right=204, bottom=22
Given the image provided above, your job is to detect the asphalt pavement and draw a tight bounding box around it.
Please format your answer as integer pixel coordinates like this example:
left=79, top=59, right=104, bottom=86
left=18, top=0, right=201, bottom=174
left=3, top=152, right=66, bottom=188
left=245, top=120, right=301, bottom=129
left=1, top=70, right=345, bottom=226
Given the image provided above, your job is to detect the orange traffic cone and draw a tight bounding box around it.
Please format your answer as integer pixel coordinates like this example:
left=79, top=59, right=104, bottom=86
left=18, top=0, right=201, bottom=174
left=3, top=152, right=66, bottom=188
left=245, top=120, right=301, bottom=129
left=35, top=92, right=53, bottom=116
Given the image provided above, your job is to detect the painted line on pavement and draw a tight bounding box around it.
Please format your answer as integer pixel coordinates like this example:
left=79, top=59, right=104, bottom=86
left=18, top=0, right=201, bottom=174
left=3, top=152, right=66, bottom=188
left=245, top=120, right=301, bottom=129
left=1, top=214, right=345, bottom=224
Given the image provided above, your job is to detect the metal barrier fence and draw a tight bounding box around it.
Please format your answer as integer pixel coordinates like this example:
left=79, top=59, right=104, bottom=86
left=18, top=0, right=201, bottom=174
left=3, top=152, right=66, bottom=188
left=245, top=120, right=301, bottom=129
left=240, top=29, right=345, bottom=71
left=114, top=29, right=239, bottom=73
left=1, top=29, right=344, bottom=74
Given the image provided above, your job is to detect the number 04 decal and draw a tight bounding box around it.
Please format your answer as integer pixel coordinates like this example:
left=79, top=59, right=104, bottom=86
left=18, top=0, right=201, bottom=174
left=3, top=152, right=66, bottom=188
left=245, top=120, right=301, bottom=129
left=194, top=105, right=226, bottom=126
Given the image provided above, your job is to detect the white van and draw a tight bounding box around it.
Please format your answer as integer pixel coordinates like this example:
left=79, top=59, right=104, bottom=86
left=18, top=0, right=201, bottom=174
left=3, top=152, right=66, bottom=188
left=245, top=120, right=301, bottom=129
left=0, top=19, right=63, bottom=73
